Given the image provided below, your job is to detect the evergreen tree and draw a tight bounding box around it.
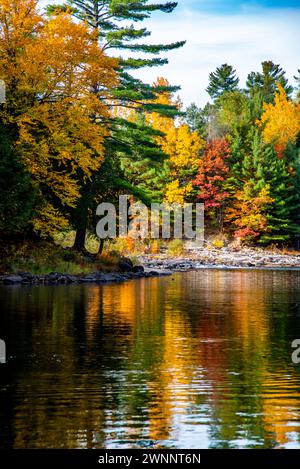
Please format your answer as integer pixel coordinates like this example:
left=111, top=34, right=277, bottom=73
left=216, top=90, right=250, bottom=136
left=206, top=64, right=239, bottom=100
left=0, top=125, right=35, bottom=238
left=246, top=61, right=293, bottom=105
left=185, top=102, right=209, bottom=138
left=233, top=129, right=299, bottom=243
left=47, top=1, right=184, bottom=113
left=47, top=1, right=185, bottom=251
left=294, top=69, right=300, bottom=101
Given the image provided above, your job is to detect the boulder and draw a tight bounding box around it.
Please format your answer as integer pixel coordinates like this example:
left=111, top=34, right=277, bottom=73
left=118, top=257, right=133, bottom=272
left=3, top=275, right=23, bottom=284
left=120, top=257, right=133, bottom=267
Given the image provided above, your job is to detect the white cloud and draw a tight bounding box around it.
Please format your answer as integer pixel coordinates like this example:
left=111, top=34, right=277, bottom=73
left=39, top=2, right=299, bottom=107
left=131, top=7, right=300, bottom=107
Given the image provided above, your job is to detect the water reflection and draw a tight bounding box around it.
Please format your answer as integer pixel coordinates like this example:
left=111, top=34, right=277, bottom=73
left=0, top=270, right=300, bottom=448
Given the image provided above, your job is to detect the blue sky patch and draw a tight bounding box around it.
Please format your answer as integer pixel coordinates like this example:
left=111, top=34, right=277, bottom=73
left=177, top=0, right=300, bottom=14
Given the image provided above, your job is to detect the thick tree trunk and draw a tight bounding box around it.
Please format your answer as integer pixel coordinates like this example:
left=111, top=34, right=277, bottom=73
left=73, top=226, right=87, bottom=252
left=72, top=191, right=90, bottom=252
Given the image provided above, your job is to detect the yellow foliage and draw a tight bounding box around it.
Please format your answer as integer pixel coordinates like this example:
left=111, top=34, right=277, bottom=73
left=0, top=1, right=118, bottom=236
left=164, top=180, right=193, bottom=206
left=162, top=124, right=204, bottom=171
left=257, top=84, right=300, bottom=157
left=167, top=239, right=184, bottom=256
left=212, top=239, right=225, bottom=249
left=146, top=77, right=204, bottom=206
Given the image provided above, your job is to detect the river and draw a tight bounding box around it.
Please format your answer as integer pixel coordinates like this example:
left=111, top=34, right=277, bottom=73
left=1, top=269, right=300, bottom=448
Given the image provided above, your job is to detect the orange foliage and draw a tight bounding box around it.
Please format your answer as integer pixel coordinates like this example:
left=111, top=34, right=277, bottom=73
left=225, top=183, right=274, bottom=240
left=0, top=1, right=118, bottom=236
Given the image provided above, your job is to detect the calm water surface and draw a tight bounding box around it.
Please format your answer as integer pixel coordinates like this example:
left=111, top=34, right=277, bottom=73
left=1, top=269, right=300, bottom=449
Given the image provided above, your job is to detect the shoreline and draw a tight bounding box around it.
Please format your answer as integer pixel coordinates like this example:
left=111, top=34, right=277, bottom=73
left=139, top=247, right=300, bottom=271
left=0, top=268, right=171, bottom=286
left=1, top=248, right=300, bottom=286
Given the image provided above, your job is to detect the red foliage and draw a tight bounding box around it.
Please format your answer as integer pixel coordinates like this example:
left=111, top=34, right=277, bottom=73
left=234, top=228, right=259, bottom=239
left=193, top=138, right=231, bottom=209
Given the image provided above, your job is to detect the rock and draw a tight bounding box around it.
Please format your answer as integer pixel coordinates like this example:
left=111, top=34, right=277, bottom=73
left=65, top=275, right=78, bottom=283
left=19, top=272, right=35, bottom=280
left=3, top=275, right=23, bottom=284
left=82, top=275, right=97, bottom=282
left=102, top=274, right=119, bottom=282
left=120, top=257, right=133, bottom=267
left=132, top=265, right=144, bottom=273
left=118, top=259, right=133, bottom=272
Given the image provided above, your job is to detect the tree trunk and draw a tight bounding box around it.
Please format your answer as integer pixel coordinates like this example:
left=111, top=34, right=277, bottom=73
left=73, top=226, right=87, bottom=252
left=98, top=239, right=105, bottom=255
left=72, top=186, right=91, bottom=252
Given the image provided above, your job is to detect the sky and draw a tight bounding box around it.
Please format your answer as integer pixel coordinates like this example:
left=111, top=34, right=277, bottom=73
left=40, top=1, right=300, bottom=108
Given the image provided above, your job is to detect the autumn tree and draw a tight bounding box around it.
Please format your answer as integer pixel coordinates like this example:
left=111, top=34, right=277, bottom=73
left=193, top=138, right=231, bottom=228
left=229, top=129, right=300, bottom=243
left=47, top=1, right=185, bottom=250
left=0, top=0, right=117, bottom=237
left=148, top=78, right=204, bottom=205
left=257, top=84, right=300, bottom=158
left=225, top=183, right=274, bottom=243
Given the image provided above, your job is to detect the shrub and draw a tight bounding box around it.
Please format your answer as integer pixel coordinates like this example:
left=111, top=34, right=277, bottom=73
left=167, top=239, right=184, bottom=256
left=212, top=239, right=225, bottom=249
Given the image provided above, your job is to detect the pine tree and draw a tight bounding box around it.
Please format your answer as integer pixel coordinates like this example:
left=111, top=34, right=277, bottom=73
left=185, top=102, right=208, bottom=137
left=116, top=112, right=169, bottom=202
left=47, top=1, right=184, bottom=113
left=232, top=129, right=298, bottom=243
left=294, top=69, right=300, bottom=101
left=47, top=1, right=185, bottom=250
left=246, top=61, right=293, bottom=105
left=206, top=64, right=239, bottom=100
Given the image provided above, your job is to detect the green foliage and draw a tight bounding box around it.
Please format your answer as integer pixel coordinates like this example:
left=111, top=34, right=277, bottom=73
left=227, top=129, right=299, bottom=243
left=206, top=64, right=239, bottom=100
left=1, top=1, right=300, bottom=257
left=246, top=61, right=293, bottom=104
left=0, top=125, right=35, bottom=236
left=216, top=91, right=251, bottom=134
left=49, top=0, right=185, bottom=250
left=185, top=102, right=209, bottom=137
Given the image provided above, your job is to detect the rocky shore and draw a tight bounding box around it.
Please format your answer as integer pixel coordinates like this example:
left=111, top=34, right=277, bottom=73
left=139, top=247, right=300, bottom=271
left=0, top=256, right=171, bottom=286
left=0, top=267, right=172, bottom=286
left=1, top=248, right=300, bottom=286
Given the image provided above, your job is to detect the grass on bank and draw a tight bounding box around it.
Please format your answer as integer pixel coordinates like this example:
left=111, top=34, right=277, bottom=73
left=0, top=240, right=121, bottom=275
